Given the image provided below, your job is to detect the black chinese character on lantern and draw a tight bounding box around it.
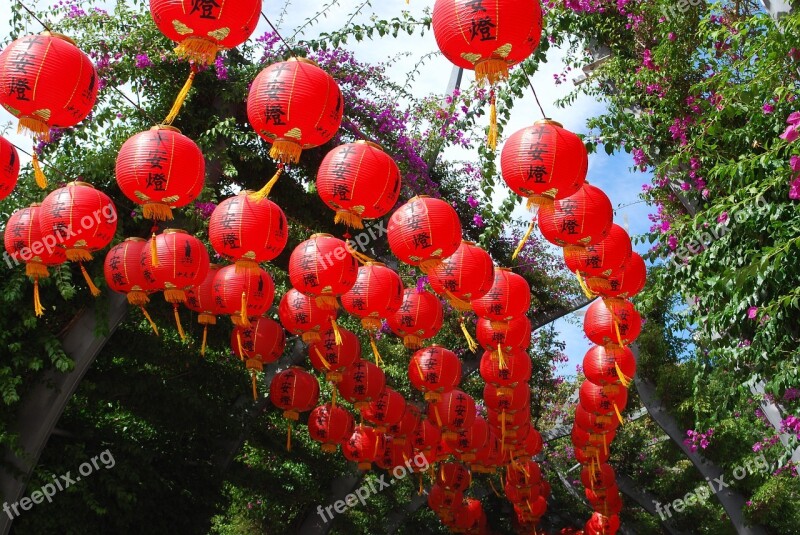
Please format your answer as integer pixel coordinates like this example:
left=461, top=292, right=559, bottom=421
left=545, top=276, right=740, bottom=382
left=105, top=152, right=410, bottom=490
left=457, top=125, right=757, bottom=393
left=465, top=0, right=487, bottom=12
left=412, top=233, right=431, bottom=249
left=8, top=77, right=32, bottom=101
left=189, top=0, right=220, bottom=19
left=526, top=164, right=548, bottom=183
left=146, top=172, right=167, bottom=191
left=469, top=17, right=496, bottom=42
left=263, top=104, right=287, bottom=125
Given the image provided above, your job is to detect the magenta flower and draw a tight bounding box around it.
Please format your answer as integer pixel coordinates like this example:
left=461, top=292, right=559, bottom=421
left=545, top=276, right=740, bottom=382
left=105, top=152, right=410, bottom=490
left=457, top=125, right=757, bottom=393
left=791, top=155, right=800, bottom=173
left=667, top=235, right=678, bottom=250
left=135, top=53, right=153, bottom=69
left=780, top=125, right=799, bottom=142
left=467, top=195, right=479, bottom=209
left=762, top=103, right=774, bottom=114
left=473, top=214, right=484, bottom=227
left=747, top=306, right=758, bottom=319
left=717, top=212, right=728, bottom=224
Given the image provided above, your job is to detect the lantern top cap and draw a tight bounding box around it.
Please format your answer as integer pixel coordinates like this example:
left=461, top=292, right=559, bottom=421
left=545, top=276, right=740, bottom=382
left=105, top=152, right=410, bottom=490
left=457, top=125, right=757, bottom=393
left=364, top=261, right=386, bottom=267
left=288, top=57, right=320, bottom=68
left=151, top=124, right=182, bottom=134
left=354, top=140, right=384, bottom=151
left=124, top=237, right=146, bottom=243
left=29, top=202, right=42, bottom=208
left=41, top=31, right=76, bottom=46
left=497, top=267, right=513, bottom=272
left=163, top=228, right=188, bottom=235
left=66, top=181, right=94, bottom=188
left=461, top=240, right=476, bottom=245
left=533, top=118, right=564, bottom=128
left=309, top=233, right=335, bottom=239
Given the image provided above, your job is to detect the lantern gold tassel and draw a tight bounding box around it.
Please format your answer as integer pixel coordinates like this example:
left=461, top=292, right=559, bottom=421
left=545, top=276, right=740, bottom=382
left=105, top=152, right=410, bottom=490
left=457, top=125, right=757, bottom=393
left=67, top=249, right=93, bottom=262
left=173, top=305, right=186, bottom=341
left=79, top=264, right=102, bottom=297
left=163, top=68, right=197, bottom=125
left=614, top=402, right=625, bottom=425
left=433, top=406, right=443, bottom=427
left=150, top=233, right=159, bottom=266
left=512, top=218, right=536, bottom=260
left=487, top=90, right=498, bottom=151
left=614, top=318, right=624, bottom=346
left=458, top=316, right=478, bottom=352
left=237, top=291, right=251, bottom=327
left=488, top=478, right=503, bottom=498
left=286, top=422, right=292, bottom=452
left=575, top=271, right=595, bottom=299
left=143, top=202, right=174, bottom=221
left=236, top=330, right=245, bottom=361
left=18, top=117, right=50, bottom=140
left=369, top=332, right=384, bottom=366
left=251, top=165, right=284, bottom=201
left=314, top=346, right=332, bottom=370
left=445, top=291, right=472, bottom=312
left=270, top=139, right=303, bottom=165
left=418, top=258, right=442, bottom=274
left=251, top=370, right=258, bottom=401
left=615, top=361, right=632, bottom=388
left=174, top=37, right=220, bottom=66
left=497, top=344, right=507, bottom=370
left=330, top=316, right=343, bottom=345
left=334, top=209, right=364, bottom=229
left=331, top=383, right=338, bottom=408
left=418, top=473, right=423, bottom=495
left=32, top=152, right=47, bottom=189
left=140, top=306, right=159, bottom=336
left=201, top=324, right=208, bottom=355
left=33, top=278, right=44, bottom=317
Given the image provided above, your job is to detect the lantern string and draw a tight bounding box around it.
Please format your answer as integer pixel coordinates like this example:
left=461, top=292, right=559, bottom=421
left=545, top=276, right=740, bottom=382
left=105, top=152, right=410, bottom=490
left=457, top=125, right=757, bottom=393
left=140, top=306, right=159, bottom=336
left=260, top=11, right=298, bottom=60
left=33, top=277, right=44, bottom=317
left=13, top=0, right=52, bottom=33
left=9, top=143, right=70, bottom=182
left=520, top=69, right=548, bottom=120
left=109, top=86, right=160, bottom=128
left=163, top=66, right=198, bottom=126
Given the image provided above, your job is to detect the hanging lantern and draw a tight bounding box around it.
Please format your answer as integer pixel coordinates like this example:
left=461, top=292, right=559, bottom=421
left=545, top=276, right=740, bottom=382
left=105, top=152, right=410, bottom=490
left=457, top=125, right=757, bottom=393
left=387, top=404, right=420, bottom=445
left=0, top=136, right=19, bottom=199
left=317, top=141, right=401, bottom=228
left=411, top=418, right=441, bottom=459
left=427, top=389, right=476, bottom=440
left=342, top=424, right=383, bottom=470
left=308, top=326, right=361, bottom=383
left=4, top=204, right=66, bottom=316
left=583, top=344, right=636, bottom=388
left=513, top=427, right=543, bottom=457
left=376, top=434, right=414, bottom=471
left=501, top=120, right=587, bottom=208
left=583, top=298, right=642, bottom=347
left=387, top=288, right=444, bottom=349
left=588, top=251, right=647, bottom=299
left=278, top=288, right=335, bottom=344
left=487, top=408, right=529, bottom=439
left=185, top=264, right=222, bottom=354
left=581, top=464, right=617, bottom=491
left=579, top=381, right=629, bottom=422
left=564, top=224, right=632, bottom=289
left=269, top=366, right=319, bottom=449
left=234, top=316, right=286, bottom=399
left=574, top=405, right=620, bottom=435
left=505, top=479, right=539, bottom=502
left=208, top=190, right=289, bottom=270
left=408, top=345, right=462, bottom=402
left=506, top=460, right=542, bottom=489
left=428, top=484, right=464, bottom=513
left=483, top=382, right=530, bottom=413
left=471, top=433, right=502, bottom=473
left=338, top=360, right=386, bottom=411
left=340, top=262, right=404, bottom=331
left=104, top=237, right=160, bottom=333
left=247, top=58, right=344, bottom=165
left=361, top=387, right=407, bottom=432
left=574, top=445, right=610, bottom=466
left=427, top=240, right=494, bottom=311
left=471, top=268, right=531, bottom=328
left=476, top=315, right=531, bottom=359
left=211, top=264, right=275, bottom=327
left=387, top=196, right=462, bottom=272
left=308, top=403, right=355, bottom=453
left=0, top=32, right=98, bottom=140
left=115, top=125, right=205, bottom=221
left=479, top=348, right=532, bottom=391
left=452, top=498, right=485, bottom=532
left=438, top=461, right=472, bottom=493
left=537, top=184, right=613, bottom=247
left=288, top=233, right=358, bottom=310
left=149, top=0, right=262, bottom=65
left=447, top=415, right=489, bottom=462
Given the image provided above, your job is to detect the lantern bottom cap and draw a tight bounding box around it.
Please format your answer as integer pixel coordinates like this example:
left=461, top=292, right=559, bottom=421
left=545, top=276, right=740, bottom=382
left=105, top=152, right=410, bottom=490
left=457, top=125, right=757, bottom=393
left=174, top=36, right=221, bottom=66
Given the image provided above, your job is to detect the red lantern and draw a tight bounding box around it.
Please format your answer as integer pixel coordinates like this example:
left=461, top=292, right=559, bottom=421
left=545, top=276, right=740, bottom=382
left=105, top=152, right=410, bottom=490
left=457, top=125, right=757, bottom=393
left=564, top=223, right=632, bottom=282
left=574, top=405, right=619, bottom=435
left=428, top=484, right=464, bottom=513
left=501, top=120, right=586, bottom=207
left=308, top=326, right=361, bottom=383
left=4, top=204, right=66, bottom=316
left=342, top=425, right=383, bottom=470
left=387, top=288, right=444, bottom=349
left=387, top=404, right=420, bottom=444
left=308, top=403, right=355, bottom=453
left=317, top=141, right=401, bottom=228
left=247, top=58, right=343, bottom=164
left=583, top=344, right=636, bottom=388
left=412, top=418, right=442, bottom=459
left=427, top=241, right=494, bottom=311
left=584, top=298, right=642, bottom=347
left=575, top=445, right=610, bottom=466
left=185, top=264, right=222, bottom=353
left=537, top=184, right=613, bottom=247
left=234, top=316, right=286, bottom=399
left=507, top=460, right=542, bottom=488
left=479, top=348, right=532, bottom=390
left=269, top=366, right=319, bottom=419
left=447, top=416, right=489, bottom=462
left=340, top=263, right=404, bottom=331
left=104, top=237, right=160, bottom=332
left=514, top=427, right=543, bottom=457
left=487, top=408, right=529, bottom=438
left=376, top=434, right=414, bottom=470
left=142, top=229, right=209, bottom=306
left=483, top=382, right=530, bottom=413
left=581, top=464, right=616, bottom=490
left=438, top=461, right=472, bottom=492
left=115, top=126, right=205, bottom=221
left=209, top=191, right=288, bottom=270
left=476, top=315, right=531, bottom=357
left=149, top=0, right=261, bottom=64
left=452, top=498, right=485, bottom=532
left=408, top=346, right=462, bottom=402
left=211, top=264, right=274, bottom=327
left=288, top=233, right=358, bottom=310
left=579, top=381, right=629, bottom=420
left=362, top=387, right=407, bottom=432
left=0, top=33, right=98, bottom=139
left=278, top=288, right=335, bottom=344
left=471, top=433, right=503, bottom=473
left=387, top=196, right=462, bottom=272
left=505, top=480, right=539, bottom=502
left=471, top=268, right=531, bottom=327
left=0, top=137, right=19, bottom=199
left=338, top=360, right=386, bottom=411
left=427, top=389, right=476, bottom=439
left=588, top=251, right=647, bottom=299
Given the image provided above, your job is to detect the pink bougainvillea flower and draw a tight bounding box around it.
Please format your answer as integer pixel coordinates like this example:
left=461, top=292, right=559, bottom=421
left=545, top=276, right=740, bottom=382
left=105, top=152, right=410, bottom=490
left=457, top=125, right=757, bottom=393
left=747, top=306, right=758, bottom=319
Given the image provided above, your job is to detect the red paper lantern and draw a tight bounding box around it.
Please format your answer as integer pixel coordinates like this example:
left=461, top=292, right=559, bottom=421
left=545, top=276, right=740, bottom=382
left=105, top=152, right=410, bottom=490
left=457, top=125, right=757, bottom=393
left=278, top=288, right=335, bottom=344
left=387, top=404, right=420, bottom=444
left=427, top=241, right=494, bottom=311
left=574, top=405, right=619, bottom=435
left=507, top=460, right=542, bottom=488
left=583, top=345, right=636, bottom=388
left=185, top=264, right=221, bottom=327
left=269, top=366, right=319, bottom=420
left=338, top=360, right=386, bottom=411
left=212, top=264, right=275, bottom=327
left=115, top=126, right=205, bottom=221
left=104, top=238, right=158, bottom=318
left=308, top=403, right=355, bottom=453
left=487, top=408, right=529, bottom=438
left=438, top=461, right=472, bottom=492
left=427, top=389, right=476, bottom=439
left=584, top=298, right=642, bottom=347
left=537, top=184, right=613, bottom=247
left=575, top=445, right=610, bottom=466
left=408, top=346, right=462, bottom=402
left=505, top=480, right=539, bottom=502
left=514, top=427, right=543, bottom=457
left=581, top=464, right=616, bottom=490
left=501, top=120, right=586, bottom=207
left=340, top=262, right=404, bottom=331
left=149, top=0, right=261, bottom=64
left=476, top=315, right=531, bottom=357
left=308, top=326, right=361, bottom=383
left=231, top=316, right=286, bottom=366
left=342, top=425, right=383, bottom=470
left=0, top=33, right=98, bottom=139
left=564, top=224, right=632, bottom=285
left=412, top=418, right=442, bottom=457
left=447, top=416, right=489, bottom=462
left=317, top=141, right=401, bottom=228
left=483, top=382, right=530, bottom=413
left=209, top=191, right=288, bottom=270
left=387, top=196, right=462, bottom=272
left=588, top=251, right=647, bottom=299
left=479, top=348, right=532, bottom=390
left=0, top=137, right=19, bottom=199
left=428, top=484, right=464, bottom=513
left=288, top=233, right=358, bottom=310
left=247, top=58, right=343, bottom=164
left=471, top=433, right=503, bottom=473
left=362, top=387, right=407, bottom=432
left=452, top=498, right=485, bottom=532
left=471, top=268, right=531, bottom=326
left=387, top=288, right=444, bottom=349
left=376, top=434, right=413, bottom=471
left=141, top=229, right=209, bottom=305
left=579, top=381, right=629, bottom=419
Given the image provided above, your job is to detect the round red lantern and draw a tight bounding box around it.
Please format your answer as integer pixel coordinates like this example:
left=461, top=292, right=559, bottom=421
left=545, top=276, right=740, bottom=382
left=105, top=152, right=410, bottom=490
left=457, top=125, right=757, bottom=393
left=211, top=264, right=274, bottom=327
left=387, top=196, right=462, bottom=272
left=362, top=387, right=407, bottom=432
left=308, top=403, right=355, bottom=453
left=476, top=315, right=531, bottom=357
left=149, top=0, right=261, bottom=64
left=471, top=268, right=531, bottom=326
left=427, top=241, right=494, bottom=311
left=575, top=445, right=610, bottom=466
left=588, top=251, right=647, bottom=299
left=269, top=366, right=319, bottom=419
left=376, top=434, right=414, bottom=471
left=411, top=418, right=441, bottom=458
left=115, top=126, right=205, bottom=221
left=288, top=233, right=358, bottom=310
left=317, top=141, right=401, bottom=228
left=583, top=344, right=636, bottom=388
left=501, top=120, right=587, bottom=208
left=447, top=416, right=489, bottom=462
left=408, top=346, right=462, bottom=402
left=234, top=316, right=286, bottom=399
left=387, top=404, right=420, bottom=444
left=308, top=326, right=361, bottom=383
left=338, top=360, right=386, bottom=411
left=209, top=190, right=289, bottom=270
left=471, top=433, right=503, bottom=473
left=427, top=389, right=476, bottom=439
left=0, top=33, right=98, bottom=139
left=579, top=381, right=629, bottom=421
left=278, top=288, right=335, bottom=344
left=452, top=498, right=485, bottom=532
left=581, top=464, right=617, bottom=490
left=564, top=224, right=632, bottom=284
left=185, top=264, right=222, bottom=353
left=483, top=382, right=530, bottom=413
left=141, top=229, right=209, bottom=305
left=537, top=184, right=613, bottom=247
left=387, top=288, right=444, bottom=349
left=574, top=405, right=619, bottom=435
left=340, top=262, right=404, bottom=331
left=507, top=460, right=542, bottom=488
left=0, top=137, right=19, bottom=199
left=342, top=425, right=383, bottom=470
left=104, top=237, right=160, bottom=332
left=247, top=58, right=343, bottom=164
left=584, top=298, right=642, bottom=347
left=514, top=427, right=543, bottom=457
left=438, top=461, right=472, bottom=492
left=428, top=484, right=464, bottom=513
left=479, top=348, right=532, bottom=391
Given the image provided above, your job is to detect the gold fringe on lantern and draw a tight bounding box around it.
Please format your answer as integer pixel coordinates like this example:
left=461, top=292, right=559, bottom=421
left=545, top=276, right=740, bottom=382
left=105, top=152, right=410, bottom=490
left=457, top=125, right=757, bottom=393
left=445, top=291, right=473, bottom=312
left=251, top=370, right=259, bottom=401
left=127, top=290, right=150, bottom=306
left=369, top=332, right=384, bottom=366
left=334, top=209, right=364, bottom=229
left=615, top=361, right=632, bottom=388
left=26, top=262, right=49, bottom=279
left=174, top=36, right=220, bottom=65
left=32, top=152, right=47, bottom=189
left=140, top=306, right=159, bottom=336
left=330, top=316, right=343, bottom=345
left=302, top=330, right=322, bottom=344
left=234, top=291, right=251, bottom=327
left=143, top=202, right=174, bottom=221
left=67, top=249, right=93, bottom=262
left=403, top=334, right=422, bottom=350
left=614, top=317, right=624, bottom=346
left=459, top=316, right=478, bottom=352
left=164, top=287, right=185, bottom=304
left=575, top=271, right=596, bottom=299
left=488, top=90, right=498, bottom=151
left=234, top=258, right=261, bottom=274
left=315, top=295, right=338, bottom=311
left=236, top=330, right=245, bottom=361
left=150, top=234, right=159, bottom=267
left=163, top=69, right=197, bottom=125
left=79, top=263, right=102, bottom=297
left=361, top=317, right=382, bottom=332
left=173, top=305, right=186, bottom=341
left=526, top=195, right=554, bottom=212
left=18, top=116, right=50, bottom=140
left=33, top=278, right=45, bottom=317
left=314, top=346, right=332, bottom=370
left=497, top=345, right=508, bottom=370
left=418, top=258, right=442, bottom=274
left=322, top=443, right=337, bottom=453
left=269, top=139, right=303, bottom=165
left=423, top=391, right=441, bottom=403
left=250, top=165, right=284, bottom=201
left=474, top=59, right=509, bottom=86
left=614, top=403, right=625, bottom=426
left=512, top=219, right=536, bottom=260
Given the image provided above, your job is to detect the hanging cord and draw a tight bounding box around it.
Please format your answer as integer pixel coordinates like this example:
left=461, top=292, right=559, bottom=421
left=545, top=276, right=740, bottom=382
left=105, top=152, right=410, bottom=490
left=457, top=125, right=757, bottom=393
left=109, top=86, right=160, bottom=127
left=10, top=143, right=71, bottom=188
left=13, top=0, right=52, bottom=32
left=260, top=11, right=299, bottom=59
left=520, top=68, right=548, bottom=120
left=162, top=65, right=198, bottom=126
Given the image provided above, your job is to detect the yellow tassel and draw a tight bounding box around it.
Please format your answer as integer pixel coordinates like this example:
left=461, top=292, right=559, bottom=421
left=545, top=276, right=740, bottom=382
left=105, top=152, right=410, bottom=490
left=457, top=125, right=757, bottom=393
left=418, top=473, right=423, bottom=495
left=33, top=278, right=44, bottom=317
left=614, top=318, right=624, bottom=346
left=614, top=403, right=625, bottom=425
left=32, top=152, right=47, bottom=189
left=201, top=324, right=208, bottom=355
left=143, top=203, right=174, bottom=221
left=269, top=139, right=303, bottom=165
left=445, top=291, right=472, bottom=312
left=603, top=433, right=609, bottom=456
left=501, top=411, right=506, bottom=452
left=128, top=290, right=149, bottom=306
left=286, top=422, right=292, bottom=452
left=174, top=305, right=186, bottom=341
left=250, top=166, right=283, bottom=201
left=331, top=383, right=338, bottom=408
left=488, top=478, right=503, bottom=498
left=346, top=242, right=377, bottom=265
left=369, top=333, right=384, bottom=366
left=497, top=344, right=507, bottom=370
left=314, top=346, right=332, bottom=370
left=237, top=330, right=245, bottom=361
left=251, top=370, right=258, bottom=401
left=163, top=69, right=196, bottom=125
left=174, top=36, right=220, bottom=65
left=615, top=361, right=632, bottom=388
left=576, top=271, right=595, bottom=299
left=240, top=291, right=251, bottom=327
left=487, top=90, right=498, bottom=151
left=66, top=249, right=93, bottom=262
left=459, top=316, right=478, bottom=352
left=79, top=264, right=101, bottom=297
left=418, top=258, right=442, bottom=273
left=512, top=219, right=536, bottom=260
left=330, top=316, right=343, bottom=345
left=26, top=262, right=50, bottom=279
left=434, top=406, right=443, bottom=427
left=334, top=210, right=364, bottom=229
left=140, top=306, right=159, bottom=336
left=18, top=117, right=50, bottom=140
left=150, top=233, right=159, bottom=267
